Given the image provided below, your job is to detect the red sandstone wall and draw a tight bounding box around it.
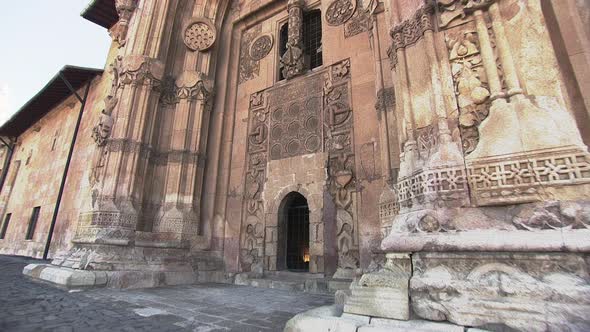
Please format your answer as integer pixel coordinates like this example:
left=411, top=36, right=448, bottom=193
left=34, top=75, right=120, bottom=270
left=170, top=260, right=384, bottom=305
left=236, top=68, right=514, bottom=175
left=0, top=76, right=104, bottom=259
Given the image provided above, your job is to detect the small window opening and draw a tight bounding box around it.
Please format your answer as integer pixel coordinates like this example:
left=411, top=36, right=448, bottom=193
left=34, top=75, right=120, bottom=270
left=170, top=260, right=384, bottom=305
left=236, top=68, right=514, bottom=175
left=303, top=9, right=323, bottom=70
left=25, top=207, right=40, bottom=240
left=51, top=131, right=59, bottom=151
left=278, top=22, right=289, bottom=81
left=0, top=213, right=11, bottom=239
left=278, top=9, right=323, bottom=81
left=25, top=150, right=32, bottom=166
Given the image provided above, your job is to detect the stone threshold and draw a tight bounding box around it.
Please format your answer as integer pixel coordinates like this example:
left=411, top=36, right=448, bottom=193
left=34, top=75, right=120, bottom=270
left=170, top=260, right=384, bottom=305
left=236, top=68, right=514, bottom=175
left=234, top=271, right=352, bottom=295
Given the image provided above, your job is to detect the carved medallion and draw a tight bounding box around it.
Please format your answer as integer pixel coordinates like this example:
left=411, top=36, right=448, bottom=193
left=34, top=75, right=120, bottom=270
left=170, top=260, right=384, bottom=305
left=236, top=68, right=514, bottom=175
left=183, top=18, right=216, bottom=51
left=326, top=0, right=357, bottom=26
left=249, top=34, right=273, bottom=61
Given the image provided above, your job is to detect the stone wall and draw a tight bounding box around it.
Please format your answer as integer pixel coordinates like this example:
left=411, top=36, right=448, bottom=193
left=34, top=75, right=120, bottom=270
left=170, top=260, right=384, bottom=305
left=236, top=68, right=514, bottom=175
left=0, top=77, right=103, bottom=258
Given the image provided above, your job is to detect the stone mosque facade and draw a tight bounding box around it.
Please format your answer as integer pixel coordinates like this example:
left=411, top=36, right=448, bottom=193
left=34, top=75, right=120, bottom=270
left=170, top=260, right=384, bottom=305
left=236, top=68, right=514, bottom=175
left=0, top=0, right=589, bottom=330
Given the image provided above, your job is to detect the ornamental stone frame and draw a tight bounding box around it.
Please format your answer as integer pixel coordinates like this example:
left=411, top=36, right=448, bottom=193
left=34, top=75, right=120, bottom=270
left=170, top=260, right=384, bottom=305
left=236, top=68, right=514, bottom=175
left=264, top=181, right=327, bottom=274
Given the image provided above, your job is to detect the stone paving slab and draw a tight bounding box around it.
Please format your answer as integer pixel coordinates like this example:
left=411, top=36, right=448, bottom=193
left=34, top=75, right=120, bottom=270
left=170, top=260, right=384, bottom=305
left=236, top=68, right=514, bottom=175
left=0, top=255, right=333, bottom=331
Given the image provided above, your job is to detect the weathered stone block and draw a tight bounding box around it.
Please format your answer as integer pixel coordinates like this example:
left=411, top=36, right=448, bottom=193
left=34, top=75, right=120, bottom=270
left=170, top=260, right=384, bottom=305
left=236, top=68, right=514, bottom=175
left=344, top=253, right=410, bottom=320
left=410, top=252, right=590, bottom=332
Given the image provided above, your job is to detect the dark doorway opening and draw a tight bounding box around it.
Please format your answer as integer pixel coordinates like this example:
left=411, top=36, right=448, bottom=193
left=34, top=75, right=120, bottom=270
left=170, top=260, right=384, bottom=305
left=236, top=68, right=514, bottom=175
left=278, top=192, right=310, bottom=272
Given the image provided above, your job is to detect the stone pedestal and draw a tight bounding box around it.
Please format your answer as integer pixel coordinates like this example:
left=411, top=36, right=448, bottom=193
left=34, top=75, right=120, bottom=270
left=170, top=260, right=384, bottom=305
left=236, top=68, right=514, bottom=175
left=344, top=253, right=410, bottom=320
left=25, top=244, right=196, bottom=289
left=410, top=252, right=590, bottom=332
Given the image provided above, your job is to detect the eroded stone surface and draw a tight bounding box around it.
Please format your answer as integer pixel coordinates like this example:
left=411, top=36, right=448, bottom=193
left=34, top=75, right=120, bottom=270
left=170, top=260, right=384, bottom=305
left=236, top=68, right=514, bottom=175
left=410, top=252, right=590, bottom=332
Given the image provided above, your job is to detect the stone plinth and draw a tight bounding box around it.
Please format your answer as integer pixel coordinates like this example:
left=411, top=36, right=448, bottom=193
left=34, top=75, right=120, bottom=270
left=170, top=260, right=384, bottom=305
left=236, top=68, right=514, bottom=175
left=24, top=243, right=196, bottom=289
left=344, top=253, right=410, bottom=320
left=410, top=252, right=590, bottom=332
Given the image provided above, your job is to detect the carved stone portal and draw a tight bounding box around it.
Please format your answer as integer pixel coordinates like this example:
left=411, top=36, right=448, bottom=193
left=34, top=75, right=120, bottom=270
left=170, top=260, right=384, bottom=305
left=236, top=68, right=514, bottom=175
left=241, top=59, right=359, bottom=274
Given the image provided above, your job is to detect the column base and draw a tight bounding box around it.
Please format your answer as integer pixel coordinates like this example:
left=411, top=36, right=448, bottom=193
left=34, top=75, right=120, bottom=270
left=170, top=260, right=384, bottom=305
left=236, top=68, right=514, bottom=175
left=25, top=243, right=196, bottom=289
left=344, top=253, right=411, bottom=320
left=23, top=264, right=196, bottom=289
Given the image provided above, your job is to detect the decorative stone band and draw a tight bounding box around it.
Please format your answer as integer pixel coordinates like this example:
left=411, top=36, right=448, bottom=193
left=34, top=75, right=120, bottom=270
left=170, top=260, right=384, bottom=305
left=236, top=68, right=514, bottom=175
left=388, top=2, right=435, bottom=68
left=105, top=138, right=205, bottom=167
left=151, top=150, right=205, bottom=167
left=467, top=146, right=590, bottom=206
left=379, top=199, right=398, bottom=221
left=74, top=211, right=137, bottom=246
left=160, top=71, right=213, bottom=105
left=396, top=164, right=468, bottom=209
left=382, top=225, right=590, bottom=253
left=118, top=55, right=165, bottom=88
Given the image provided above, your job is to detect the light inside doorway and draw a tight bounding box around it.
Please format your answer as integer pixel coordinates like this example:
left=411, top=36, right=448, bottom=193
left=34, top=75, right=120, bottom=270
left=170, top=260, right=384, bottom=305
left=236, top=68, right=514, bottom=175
left=284, top=192, right=310, bottom=271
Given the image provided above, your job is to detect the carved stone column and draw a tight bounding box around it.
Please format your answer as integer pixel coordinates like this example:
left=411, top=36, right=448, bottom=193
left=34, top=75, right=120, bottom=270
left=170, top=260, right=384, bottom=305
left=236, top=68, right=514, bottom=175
left=33, top=0, right=198, bottom=289
left=280, top=0, right=306, bottom=79
left=154, top=71, right=212, bottom=248
left=373, top=0, right=590, bottom=329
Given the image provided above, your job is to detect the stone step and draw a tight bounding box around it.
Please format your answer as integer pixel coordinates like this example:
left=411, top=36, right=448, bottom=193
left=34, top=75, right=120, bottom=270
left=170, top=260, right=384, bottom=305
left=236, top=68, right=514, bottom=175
left=235, top=272, right=352, bottom=295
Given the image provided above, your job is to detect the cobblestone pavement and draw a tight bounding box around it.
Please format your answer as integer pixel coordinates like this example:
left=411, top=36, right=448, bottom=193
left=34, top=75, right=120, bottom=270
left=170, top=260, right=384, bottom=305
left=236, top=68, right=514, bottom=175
left=0, top=255, right=333, bottom=331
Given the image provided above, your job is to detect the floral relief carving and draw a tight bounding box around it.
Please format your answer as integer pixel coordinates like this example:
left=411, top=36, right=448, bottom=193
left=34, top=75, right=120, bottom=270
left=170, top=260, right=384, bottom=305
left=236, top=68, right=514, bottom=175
left=118, top=55, right=165, bottom=89
left=159, top=71, right=213, bottom=106
left=241, top=89, right=268, bottom=272
left=390, top=3, right=435, bottom=52
left=239, top=25, right=262, bottom=84
left=249, top=34, right=273, bottom=61
left=280, top=0, right=306, bottom=79
left=446, top=30, right=491, bottom=155
left=344, top=0, right=371, bottom=38
left=324, top=59, right=359, bottom=271
left=326, top=0, right=357, bottom=26
left=437, top=0, right=496, bottom=28
left=183, top=17, right=216, bottom=51
left=89, top=58, right=122, bottom=187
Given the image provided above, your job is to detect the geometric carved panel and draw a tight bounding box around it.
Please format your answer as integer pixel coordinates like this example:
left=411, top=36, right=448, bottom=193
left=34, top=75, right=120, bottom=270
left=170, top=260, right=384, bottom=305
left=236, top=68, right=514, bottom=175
left=267, top=73, right=324, bottom=160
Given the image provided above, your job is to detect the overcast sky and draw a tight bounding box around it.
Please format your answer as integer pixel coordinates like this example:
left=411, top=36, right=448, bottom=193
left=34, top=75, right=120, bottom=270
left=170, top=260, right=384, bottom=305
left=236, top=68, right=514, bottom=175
left=0, top=1, right=112, bottom=126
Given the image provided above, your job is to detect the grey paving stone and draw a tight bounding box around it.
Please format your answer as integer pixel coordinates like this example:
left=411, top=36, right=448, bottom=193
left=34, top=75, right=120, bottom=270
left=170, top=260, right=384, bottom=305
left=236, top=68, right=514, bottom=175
left=0, top=255, right=333, bottom=331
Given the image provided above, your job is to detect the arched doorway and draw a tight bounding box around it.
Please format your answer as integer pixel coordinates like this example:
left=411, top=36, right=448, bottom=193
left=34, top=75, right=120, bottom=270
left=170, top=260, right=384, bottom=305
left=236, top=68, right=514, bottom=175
left=278, top=192, right=310, bottom=271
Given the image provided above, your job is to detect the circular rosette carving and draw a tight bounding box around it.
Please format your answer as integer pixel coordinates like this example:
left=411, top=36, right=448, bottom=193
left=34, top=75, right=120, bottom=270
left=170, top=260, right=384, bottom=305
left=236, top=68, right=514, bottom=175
left=270, top=144, right=282, bottom=160
left=288, top=102, right=302, bottom=117
left=249, top=34, right=274, bottom=61
left=417, top=214, right=441, bottom=233
left=272, top=107, right=283, bottom=121
left=271, top=125, right=283, bottom=140
left=304, top=116, right=319, bottom=132
left=183, top=17, right=216, bottom=51
left=305, top=135, right=320, bottom=152
left=287, top=121, right=301, bottom=137
left=326, top=0, right=357, bottom=26
left=286, top=139, right=301, bottom=156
